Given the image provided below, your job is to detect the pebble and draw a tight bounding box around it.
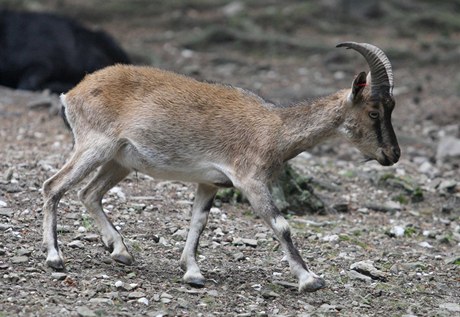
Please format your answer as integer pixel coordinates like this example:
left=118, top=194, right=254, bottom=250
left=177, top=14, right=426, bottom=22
left=261, top=289, right=280, bottom=298
left=233, top=252, right=245, bottom=261
left=0, top=208, right=13, bottom=217
left=322, top=234, right=339, bottom=242
left=83, top=233, right=99, bottom=242
left=89, top=298, right=114, bottom=305
left=128, top=291, right=146, bottom=299
left=11, top=256, right=28, bottom=264
left=0, top=200, right=7, bottom=207
left=418, top=241, right=433, bottom=248
left=68, top=240, right=84, bottom=248
left=350, top=260, right=387, bottom=281
left=390, top=225, right=405, bottom=237
left=241, top=238, right=258, bottom=247
left=317, top=304, right=338, bottom=313
left=172, top=229, right=188, bottom=241
left=114, top=280, right=124, bottom=288
left=138, top=297, right=149, bottom=305
left=51, top=272, right=67, bottom=280
left=0, top=223, right=12, bottom=231
left=444, top=255, right=460, bottom=265
left=439, top=302, right=460, bottom=312
left=76, top=306, right=96, bottom=317
left=348, top=270, right=372, bottom=282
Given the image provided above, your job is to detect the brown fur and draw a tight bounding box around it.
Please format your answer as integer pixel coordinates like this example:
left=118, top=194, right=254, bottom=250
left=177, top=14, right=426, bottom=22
left=42, top=62, right=399, bottom=292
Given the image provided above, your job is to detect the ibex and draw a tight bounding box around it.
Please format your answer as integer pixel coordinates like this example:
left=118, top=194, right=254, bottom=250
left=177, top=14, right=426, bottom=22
left=42, top=42, right=400, bottom=292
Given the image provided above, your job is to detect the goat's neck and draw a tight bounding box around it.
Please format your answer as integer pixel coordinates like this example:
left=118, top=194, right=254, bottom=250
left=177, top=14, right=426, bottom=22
left=275, top=90, right=347, bottom=162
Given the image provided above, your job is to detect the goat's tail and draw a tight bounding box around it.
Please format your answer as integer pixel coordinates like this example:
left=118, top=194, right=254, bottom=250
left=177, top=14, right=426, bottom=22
left=59, top=93, right=72, bottom=131
left=59, top=93, right=75, bottom=147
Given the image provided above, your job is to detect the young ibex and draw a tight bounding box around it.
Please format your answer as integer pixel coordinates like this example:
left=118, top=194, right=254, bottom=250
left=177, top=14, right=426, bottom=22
left=42, top=42, right=400, bottom=292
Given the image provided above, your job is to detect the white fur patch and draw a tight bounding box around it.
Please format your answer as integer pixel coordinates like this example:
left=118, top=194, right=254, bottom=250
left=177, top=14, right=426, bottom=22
left=271, top=216, right=290, bottom=233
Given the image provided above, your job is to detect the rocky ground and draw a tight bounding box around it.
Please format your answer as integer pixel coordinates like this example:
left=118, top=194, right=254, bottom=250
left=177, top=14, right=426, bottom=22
left=0, top=1, right=459, bottom=316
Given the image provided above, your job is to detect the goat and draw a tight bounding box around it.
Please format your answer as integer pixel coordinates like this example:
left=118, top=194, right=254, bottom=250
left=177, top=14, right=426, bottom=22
left=0, top=10, right=130, bottom=93
left=41, top=42, right=400, bottom=292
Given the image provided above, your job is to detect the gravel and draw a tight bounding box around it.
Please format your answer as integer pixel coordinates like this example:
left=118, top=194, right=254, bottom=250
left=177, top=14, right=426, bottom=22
left=0, top=1, right=459, bottom=316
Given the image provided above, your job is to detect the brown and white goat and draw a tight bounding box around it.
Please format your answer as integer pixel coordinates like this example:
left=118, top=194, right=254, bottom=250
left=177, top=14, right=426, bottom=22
left=41, top=42, right=400, bottom=292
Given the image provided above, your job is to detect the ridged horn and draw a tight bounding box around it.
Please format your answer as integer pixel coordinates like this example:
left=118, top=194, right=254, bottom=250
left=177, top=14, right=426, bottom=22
left=336, top=42, right=393, bottom=96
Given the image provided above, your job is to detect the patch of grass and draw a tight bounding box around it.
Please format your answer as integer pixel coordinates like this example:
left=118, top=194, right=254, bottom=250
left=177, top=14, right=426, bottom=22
left=338, top=234, right=370, bottom=249
left=393, top=194, right=409, bottom=205
left=379, top=174, right=424, bottom=202
left=453, top=259, right=460, bottom=266
left=404, top=226, right=417, bottom=238
left=339, top=234, right=350, bottom=241
left=131, top=240, right=142, bottom=252
left=81, top=214, right=93, bottom=230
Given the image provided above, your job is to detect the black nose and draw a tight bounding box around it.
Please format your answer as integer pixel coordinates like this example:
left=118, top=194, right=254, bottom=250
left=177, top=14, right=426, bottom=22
left=392, top=146, right=401, bottom=162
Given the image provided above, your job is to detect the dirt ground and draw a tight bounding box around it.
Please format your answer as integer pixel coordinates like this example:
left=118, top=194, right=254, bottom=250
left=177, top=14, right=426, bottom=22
left=0, top=1, right=459, bottom=316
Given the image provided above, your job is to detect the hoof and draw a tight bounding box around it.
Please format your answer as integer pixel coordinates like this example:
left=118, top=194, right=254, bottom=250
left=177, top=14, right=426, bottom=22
left=46, top=258, right=65, bottom=271
left=111, top=253, right=134, bottom=266
left=184, top=272, right=206, bottom=288
left=299, top=274, right=326, bottom=293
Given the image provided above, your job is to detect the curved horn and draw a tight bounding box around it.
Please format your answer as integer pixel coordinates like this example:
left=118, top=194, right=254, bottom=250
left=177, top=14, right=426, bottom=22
left=336, top=42, right=393, bottom=95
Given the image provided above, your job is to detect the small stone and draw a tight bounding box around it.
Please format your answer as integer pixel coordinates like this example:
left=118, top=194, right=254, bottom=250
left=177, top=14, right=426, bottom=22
left=114, top=280, right=124, bottom=289
left=172, top=229, right=188, bottom=241
left=0, top=200, right=7, bottom=207
left=128, top=291, right=146, bottom=299
left=241, top=238, right=258, bottom=247
left=322, top=234, right=339, bottom=242
left=261, top=289, right=280, bottom=299
left=390, top=225, right=405, bottom=237
left=17, top=248, right=32, bottom=256
left=83, top=233, right=99, bottom=242
left=444, top=255, right=460, bottom=265
left=160, top=292, right=173, bottom=299
left=438, top=179, right=457, bottom=192
left=153, top=293, right=160, bottom=302
left=317, top=304, right=338, bottom=313
left=125, top=283, right=139, bottom=291
left=0, top=223, right=12, bottom=231
left=76, top=306, right=96, bottom=317
left=348, top=270, right=372, bottom=282
left=68, top=240, right=84, bottom=248
left=177, top=298, right=190, bottom=309
left=439, top=302, right=460, bottom=312
left=160, top=298, right=171, bottom=304
left=137, top=297, right=149, bottom=305
left=207, top=290, right=219, bottom=297
left=233, top=252, right=245, bottom=261
left=51, top=272, right=67, bottom=280
left=89, top=298, right=114, bottom=305
left=11, top=256, right=28, bottom=264
left=350, top=260, right=387, bottom=281
left=159, top=237, right=169, bottom=246
left=0, top=208, right=13, bottom=217
left=77, top=226, right=87, bottom=233
left=418, top=241, right=433, bottom=248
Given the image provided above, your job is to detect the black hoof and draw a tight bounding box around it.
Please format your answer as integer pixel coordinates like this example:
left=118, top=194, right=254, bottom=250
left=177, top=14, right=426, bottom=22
left=46, top=259, right=65, bottom=271
left=112, top=253, right=134, bottom=266
left=186, top=277, right=206, bottom=288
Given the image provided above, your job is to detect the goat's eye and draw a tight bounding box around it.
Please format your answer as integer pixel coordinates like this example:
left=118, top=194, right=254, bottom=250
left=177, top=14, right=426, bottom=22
left=369, top=111, right=380, bottom=119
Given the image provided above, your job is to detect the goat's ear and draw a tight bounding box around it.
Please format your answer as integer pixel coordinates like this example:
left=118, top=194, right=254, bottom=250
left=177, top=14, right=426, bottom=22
left=347, top=71, right=367, bottom=103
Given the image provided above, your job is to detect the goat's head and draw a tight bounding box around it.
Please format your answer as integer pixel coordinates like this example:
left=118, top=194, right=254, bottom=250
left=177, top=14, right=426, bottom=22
left=337, top=42, right=400, bottom=166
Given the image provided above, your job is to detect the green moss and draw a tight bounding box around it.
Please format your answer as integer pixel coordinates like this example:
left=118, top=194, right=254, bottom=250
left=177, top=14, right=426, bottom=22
left=404, top=226, right=417, bottom=238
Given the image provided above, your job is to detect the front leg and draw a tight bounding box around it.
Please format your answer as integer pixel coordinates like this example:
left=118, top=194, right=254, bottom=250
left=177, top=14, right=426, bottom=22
left=241, top=180, right=326, bottom=292
left=180, top=183, right=218, bottom=287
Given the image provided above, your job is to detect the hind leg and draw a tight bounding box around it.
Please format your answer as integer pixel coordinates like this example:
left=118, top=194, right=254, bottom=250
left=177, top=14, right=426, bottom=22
left=42, top=146, right=112, bottom=270
left=79, top=160, right=133, bottom=265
